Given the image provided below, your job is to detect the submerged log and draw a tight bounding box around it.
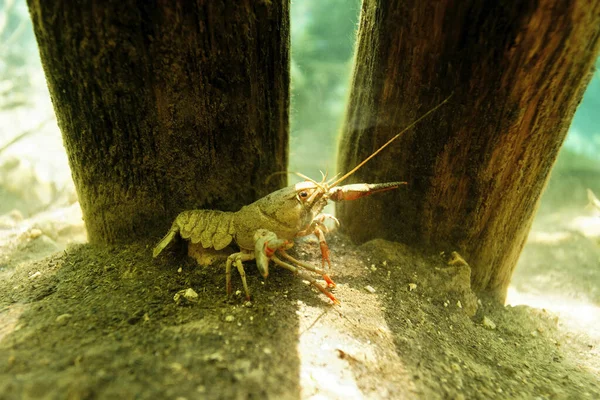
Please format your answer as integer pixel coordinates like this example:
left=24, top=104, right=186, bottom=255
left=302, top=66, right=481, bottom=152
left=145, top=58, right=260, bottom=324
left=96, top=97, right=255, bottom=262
left=337, top=0, right=600, bottom=301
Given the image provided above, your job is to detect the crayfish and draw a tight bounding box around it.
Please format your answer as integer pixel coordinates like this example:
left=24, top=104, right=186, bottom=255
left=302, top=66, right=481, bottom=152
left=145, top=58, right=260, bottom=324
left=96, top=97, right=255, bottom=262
left=153, top=96, right=451, bottom=303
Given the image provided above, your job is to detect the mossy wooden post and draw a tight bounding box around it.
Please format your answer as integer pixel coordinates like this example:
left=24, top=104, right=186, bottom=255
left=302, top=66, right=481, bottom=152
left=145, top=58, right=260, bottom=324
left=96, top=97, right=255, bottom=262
left=27, top=1, right=289, bottom=243
left=337, top=0, right=600, bottom=302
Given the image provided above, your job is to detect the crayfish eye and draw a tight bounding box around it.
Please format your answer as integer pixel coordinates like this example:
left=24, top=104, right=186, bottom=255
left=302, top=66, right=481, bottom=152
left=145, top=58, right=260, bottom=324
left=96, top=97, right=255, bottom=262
left=296, top=190, right=311, bottom=204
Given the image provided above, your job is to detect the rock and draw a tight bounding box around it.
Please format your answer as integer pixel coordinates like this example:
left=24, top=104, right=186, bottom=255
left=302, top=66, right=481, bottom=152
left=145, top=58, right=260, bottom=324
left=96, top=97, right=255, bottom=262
left=29, top=228, right=42, bottom=239
left=55, top=313, right=73, bottom=324
left=29, top=271, right=42, bottom=279
left=482, top=316, right=497, bottom=330
left=365, top=285, right=376, bottom=293
left=173, top=288, right=199, bottom=304
left=446, top=251, right=469, bottom=267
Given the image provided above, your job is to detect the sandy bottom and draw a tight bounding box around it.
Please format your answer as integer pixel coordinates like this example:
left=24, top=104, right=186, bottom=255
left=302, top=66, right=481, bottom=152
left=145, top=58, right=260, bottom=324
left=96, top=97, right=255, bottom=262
left=0, top=208, right=598, bottom=399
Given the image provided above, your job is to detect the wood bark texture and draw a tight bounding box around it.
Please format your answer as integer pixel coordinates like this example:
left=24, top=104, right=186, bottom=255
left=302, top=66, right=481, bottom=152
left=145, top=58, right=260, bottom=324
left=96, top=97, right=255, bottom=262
left=27, top=0, right=290, bottom=243
left=337, top=0, right=600, bottom=301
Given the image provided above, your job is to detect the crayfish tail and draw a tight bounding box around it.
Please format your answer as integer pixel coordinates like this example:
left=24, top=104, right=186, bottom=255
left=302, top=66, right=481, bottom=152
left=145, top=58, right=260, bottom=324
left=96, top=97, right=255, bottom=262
left=153, top=226, right=178, bottom=258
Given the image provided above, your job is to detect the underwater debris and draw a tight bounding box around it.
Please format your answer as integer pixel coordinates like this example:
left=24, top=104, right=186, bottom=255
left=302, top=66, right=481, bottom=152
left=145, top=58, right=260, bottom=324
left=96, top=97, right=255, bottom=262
left=173, top=288, right=199, bottom=305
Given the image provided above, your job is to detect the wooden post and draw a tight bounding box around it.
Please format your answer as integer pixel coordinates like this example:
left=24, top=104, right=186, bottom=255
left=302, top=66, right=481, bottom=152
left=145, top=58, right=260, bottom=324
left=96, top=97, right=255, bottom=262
left=337, top=0, right=600, bottom=301
left=28, top=0, right=290, bottom=243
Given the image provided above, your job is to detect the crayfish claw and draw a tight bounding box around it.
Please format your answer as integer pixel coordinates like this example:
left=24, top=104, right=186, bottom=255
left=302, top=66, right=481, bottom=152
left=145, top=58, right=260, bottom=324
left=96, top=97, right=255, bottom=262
left=253, top=229, right=292, bottom=278
left=323, top=274, right=336, bottom=288
left=271, top=255, right=339, bottom=305
left=328, top=182, right=406, bottom=202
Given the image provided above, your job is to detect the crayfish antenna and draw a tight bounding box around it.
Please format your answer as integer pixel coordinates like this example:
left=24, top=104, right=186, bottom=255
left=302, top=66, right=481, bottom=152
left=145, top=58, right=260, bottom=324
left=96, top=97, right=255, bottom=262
left=326, top=173, right=341, bottom=186
left=319, top=170, right=330, bottom=185
left=264, top=171, right=289, bottom=185
left=330, top=92, right=453, bottom=188
left=265, top=171, right=328, bottom=191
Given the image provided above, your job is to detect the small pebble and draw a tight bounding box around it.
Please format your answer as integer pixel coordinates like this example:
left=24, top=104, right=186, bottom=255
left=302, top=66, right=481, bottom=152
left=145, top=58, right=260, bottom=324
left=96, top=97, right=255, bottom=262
left=206, top=352, right=224, bottom=362
left=447, top=251, right=469, bottom=267
left=183, top=288, right=198, bottom=302
left=29, top=228, right=42, bottom=239
left=364, top=285, right=376, bottom=294
left=55, top=313, right=72, bottom=324
left=29, top=271, right=42, bottom=279
left=170, top=362, right=184, bottom=372
left=482, top=316, right=497, bottom=330
left=173, top=288, right=198, bottom=304
left=225, top=315, right=235, bottom=322
left=177, top=267, right=182, bottom=273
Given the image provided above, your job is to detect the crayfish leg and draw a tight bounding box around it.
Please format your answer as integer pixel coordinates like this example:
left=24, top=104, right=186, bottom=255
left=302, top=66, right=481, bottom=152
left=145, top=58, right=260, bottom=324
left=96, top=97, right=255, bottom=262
left=225, top=251, right=255, bottom=300
left=313, top=227, right=332, bottom=271
left=271, top=255, right=339, bottom=305
left=278, top=250, right=335, bottom=288
left=296, top=213, right=339, bottom=272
